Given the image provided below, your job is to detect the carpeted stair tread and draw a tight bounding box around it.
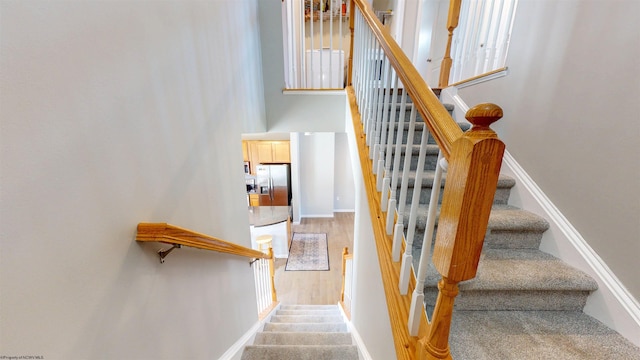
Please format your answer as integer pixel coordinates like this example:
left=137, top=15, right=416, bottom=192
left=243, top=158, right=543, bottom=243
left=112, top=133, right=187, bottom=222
left=401, top=170, right=515, bottom=189
left=269, top=314, right=345, bottom=323
left=242, top=304, right=359, bottom=360
left=389, top=143, right=440, bottom=156
left=457, top=249, right=597, bottom=291
left=253, top=331, right=354, bottom=345
left=279, top=304, right=338, bottom=311
left=448, top=310, right=640, bottom=360
left=276, top=309, right=341, bottom=316
left=424, top=249, right=598, bottom=311
left=398, top=171, right=515, bottom=205
left=241, top=345, right=359, bottom=360
left=263, top=322, right=348, bottom=333
left=406, top=205, right=549, bottom=250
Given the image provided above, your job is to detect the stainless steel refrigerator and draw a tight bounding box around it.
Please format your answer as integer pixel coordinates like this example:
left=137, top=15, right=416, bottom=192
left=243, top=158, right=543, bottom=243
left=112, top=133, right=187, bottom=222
left=256, top=164, right=291, bottom=206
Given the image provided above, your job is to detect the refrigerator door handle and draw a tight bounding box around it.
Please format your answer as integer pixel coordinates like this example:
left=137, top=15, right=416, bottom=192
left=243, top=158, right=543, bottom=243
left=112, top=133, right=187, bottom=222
left=270, top=177, right=274, bottom=201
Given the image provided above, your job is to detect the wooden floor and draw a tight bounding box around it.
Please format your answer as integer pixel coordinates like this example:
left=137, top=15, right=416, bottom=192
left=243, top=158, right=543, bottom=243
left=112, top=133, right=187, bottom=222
left=274, top=212, right=355, bottom=305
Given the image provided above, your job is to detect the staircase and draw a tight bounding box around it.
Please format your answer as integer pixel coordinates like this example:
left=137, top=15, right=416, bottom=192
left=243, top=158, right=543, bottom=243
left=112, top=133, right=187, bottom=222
left=392, top=102, right=640, bottom=359
left=241, top=304, right=360, bottom=360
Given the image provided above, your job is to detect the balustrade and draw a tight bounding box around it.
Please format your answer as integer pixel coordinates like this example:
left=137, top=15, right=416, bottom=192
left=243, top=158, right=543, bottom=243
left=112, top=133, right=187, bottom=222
left=347, top=0, right=505, bottom=358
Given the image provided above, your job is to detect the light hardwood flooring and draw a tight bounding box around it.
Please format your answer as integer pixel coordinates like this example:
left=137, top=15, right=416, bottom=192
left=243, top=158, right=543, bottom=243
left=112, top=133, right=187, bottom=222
left=274, top=212, right=355, bottom=305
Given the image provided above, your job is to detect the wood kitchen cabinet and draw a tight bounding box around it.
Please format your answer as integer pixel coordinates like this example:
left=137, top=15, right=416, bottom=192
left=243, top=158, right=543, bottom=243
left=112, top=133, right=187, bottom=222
left=242, top=141, right=249, bottom=162
left=248, top=194, right=260, bottom=206
left=247, top=141, right=291, bottom=173
left=272, top=141, right=290, bottom=163
left=254, top=142, right=275, bottom=163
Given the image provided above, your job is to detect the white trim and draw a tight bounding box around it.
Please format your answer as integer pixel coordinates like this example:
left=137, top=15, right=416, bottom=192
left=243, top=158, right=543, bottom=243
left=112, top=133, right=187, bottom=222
left=334, top=208, right=356, bottom=213
left=218, top=304, right=281, bottom=360
left=441, top=88, right=640, bottom=346
left=454, top=68, right=509, bottom=89
left=338, top=302, right=373, bottom=360
left=300, top=214, right=335, bottom=218
left=440, top=86, right=469, bottom=127
left=282, top=89, right=346, bottom=95
left=501, top=152, right=640, bottom=347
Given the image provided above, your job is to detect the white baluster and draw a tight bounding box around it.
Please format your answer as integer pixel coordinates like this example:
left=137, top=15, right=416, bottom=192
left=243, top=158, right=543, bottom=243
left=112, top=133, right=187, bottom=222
left=372, top=144, right=380, bottom=173
left=376, top=156, right=384, bottom=190
left=408, top=153, right=447, bottom=336
left=369, top=54, right=387, bottom=159
left=381, top=176, right=390, bottom=209
left=386, top=198, right=396, bottom=234
left=397, top=102, right=416, bottom=225
left=392, top=223, right=404, bottom=262
left=399, top=127, right=429, bottom=295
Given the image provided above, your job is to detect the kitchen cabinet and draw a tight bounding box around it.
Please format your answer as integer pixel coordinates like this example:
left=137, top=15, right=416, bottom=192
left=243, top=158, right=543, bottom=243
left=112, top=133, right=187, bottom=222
left=242, top=141, right=249, bottom=161
left=272, top=142, right=290, bottom=163
left=247, top=141, right=291, bottom=174
left=254, top=142, right=275, bottom=163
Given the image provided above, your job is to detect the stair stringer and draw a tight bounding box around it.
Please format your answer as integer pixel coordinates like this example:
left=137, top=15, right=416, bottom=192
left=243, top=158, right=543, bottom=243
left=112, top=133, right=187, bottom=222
left=337, top=302, right=373, bottom=360
left=440, top=86, right=640, bottom=348
left=218, top=303, right=282, bottom=360
left=501, top=151, right=640, bottom=347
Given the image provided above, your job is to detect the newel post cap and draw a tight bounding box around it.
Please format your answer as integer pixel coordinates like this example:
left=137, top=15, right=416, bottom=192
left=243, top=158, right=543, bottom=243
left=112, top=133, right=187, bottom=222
left=465, top=103, right=503, bottom=130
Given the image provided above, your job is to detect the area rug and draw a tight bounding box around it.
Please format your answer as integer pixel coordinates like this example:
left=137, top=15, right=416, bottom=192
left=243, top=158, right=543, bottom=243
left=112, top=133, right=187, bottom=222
left=285, top=233, right=329, bottom=271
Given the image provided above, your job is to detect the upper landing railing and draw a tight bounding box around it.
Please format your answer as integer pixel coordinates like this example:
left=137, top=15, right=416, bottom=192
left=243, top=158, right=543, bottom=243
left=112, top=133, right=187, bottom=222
left=347, top=0, right=505, bottom=359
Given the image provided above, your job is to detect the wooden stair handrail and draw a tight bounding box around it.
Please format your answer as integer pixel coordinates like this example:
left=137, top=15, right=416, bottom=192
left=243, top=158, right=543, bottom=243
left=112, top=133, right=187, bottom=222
left=349, top=2, right=507, bottom=358
left=352, top=0, right=463, bottom=160
left=136, top=223, right=270, bottom=260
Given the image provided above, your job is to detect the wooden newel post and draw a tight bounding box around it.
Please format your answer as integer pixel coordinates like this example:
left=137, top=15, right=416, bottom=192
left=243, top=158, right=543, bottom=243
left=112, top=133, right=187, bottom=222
left=268, top=247, right=277, bottom=302
left=417, top=103, right=505, bottom=359
left=341, top=247, right=349, bottom=302
left=347, top=0, right=356, bottom=86
left=438, top=0, right=462, bottom=88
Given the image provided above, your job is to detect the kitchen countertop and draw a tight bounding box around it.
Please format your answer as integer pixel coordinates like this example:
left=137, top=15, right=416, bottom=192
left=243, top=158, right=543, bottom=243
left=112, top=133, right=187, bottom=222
left=248, top=206, right=291, bottom=227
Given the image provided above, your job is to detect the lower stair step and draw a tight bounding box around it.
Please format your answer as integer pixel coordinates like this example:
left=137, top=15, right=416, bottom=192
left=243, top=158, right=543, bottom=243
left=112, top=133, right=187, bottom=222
left=263, top=322, right=348, bottom=333
left=241, top=344, right=359, bottom=360
left=425, top=249, right=598, bottom=311
left=253, top=332, right=353, bottom=345
left=448, top=310, right=640, bottom=360
left=269, top=314, right=344, bottom=323
left=276, top=309, right=341, bottom=316
left=279, top=304, right=338, bottom=311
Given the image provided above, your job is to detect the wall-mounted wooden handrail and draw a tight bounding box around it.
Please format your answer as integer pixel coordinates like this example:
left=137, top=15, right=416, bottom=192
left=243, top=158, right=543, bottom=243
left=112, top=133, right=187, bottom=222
left=352, top=0, right=463, bottom=160
left=136, top=223, right=270, bottom=261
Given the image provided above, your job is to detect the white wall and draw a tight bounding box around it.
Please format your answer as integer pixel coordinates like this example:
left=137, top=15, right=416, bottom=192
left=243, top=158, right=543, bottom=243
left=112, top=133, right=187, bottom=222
left=334, top=133, right=356, bottom=211
left=456, top=0, right=640, bottom=301
left=345, top=96, right=397, bottom=359
left=258, top=0, right=347, bottom=133
left=299, top=133, right=336, bottom=217
left=0, top=1, right=265, bottom=358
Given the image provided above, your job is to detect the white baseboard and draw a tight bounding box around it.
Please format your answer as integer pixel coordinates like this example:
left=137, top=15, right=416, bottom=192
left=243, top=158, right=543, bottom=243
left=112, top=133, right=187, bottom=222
left=338, top=302, right=373, bottom=360
left=218, top=304, right=281, bottom=360
left=334, top=208, right=356, bottom=213
left=300, top=214, right=335, bottom=218
left=441, top=87, right=640, bottom=347
left=502, top=152, right=640, bottom=347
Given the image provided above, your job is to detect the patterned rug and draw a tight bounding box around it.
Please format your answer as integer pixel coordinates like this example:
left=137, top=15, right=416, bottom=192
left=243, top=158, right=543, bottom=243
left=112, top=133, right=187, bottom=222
left=285, top=233, right=329, bottom=271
